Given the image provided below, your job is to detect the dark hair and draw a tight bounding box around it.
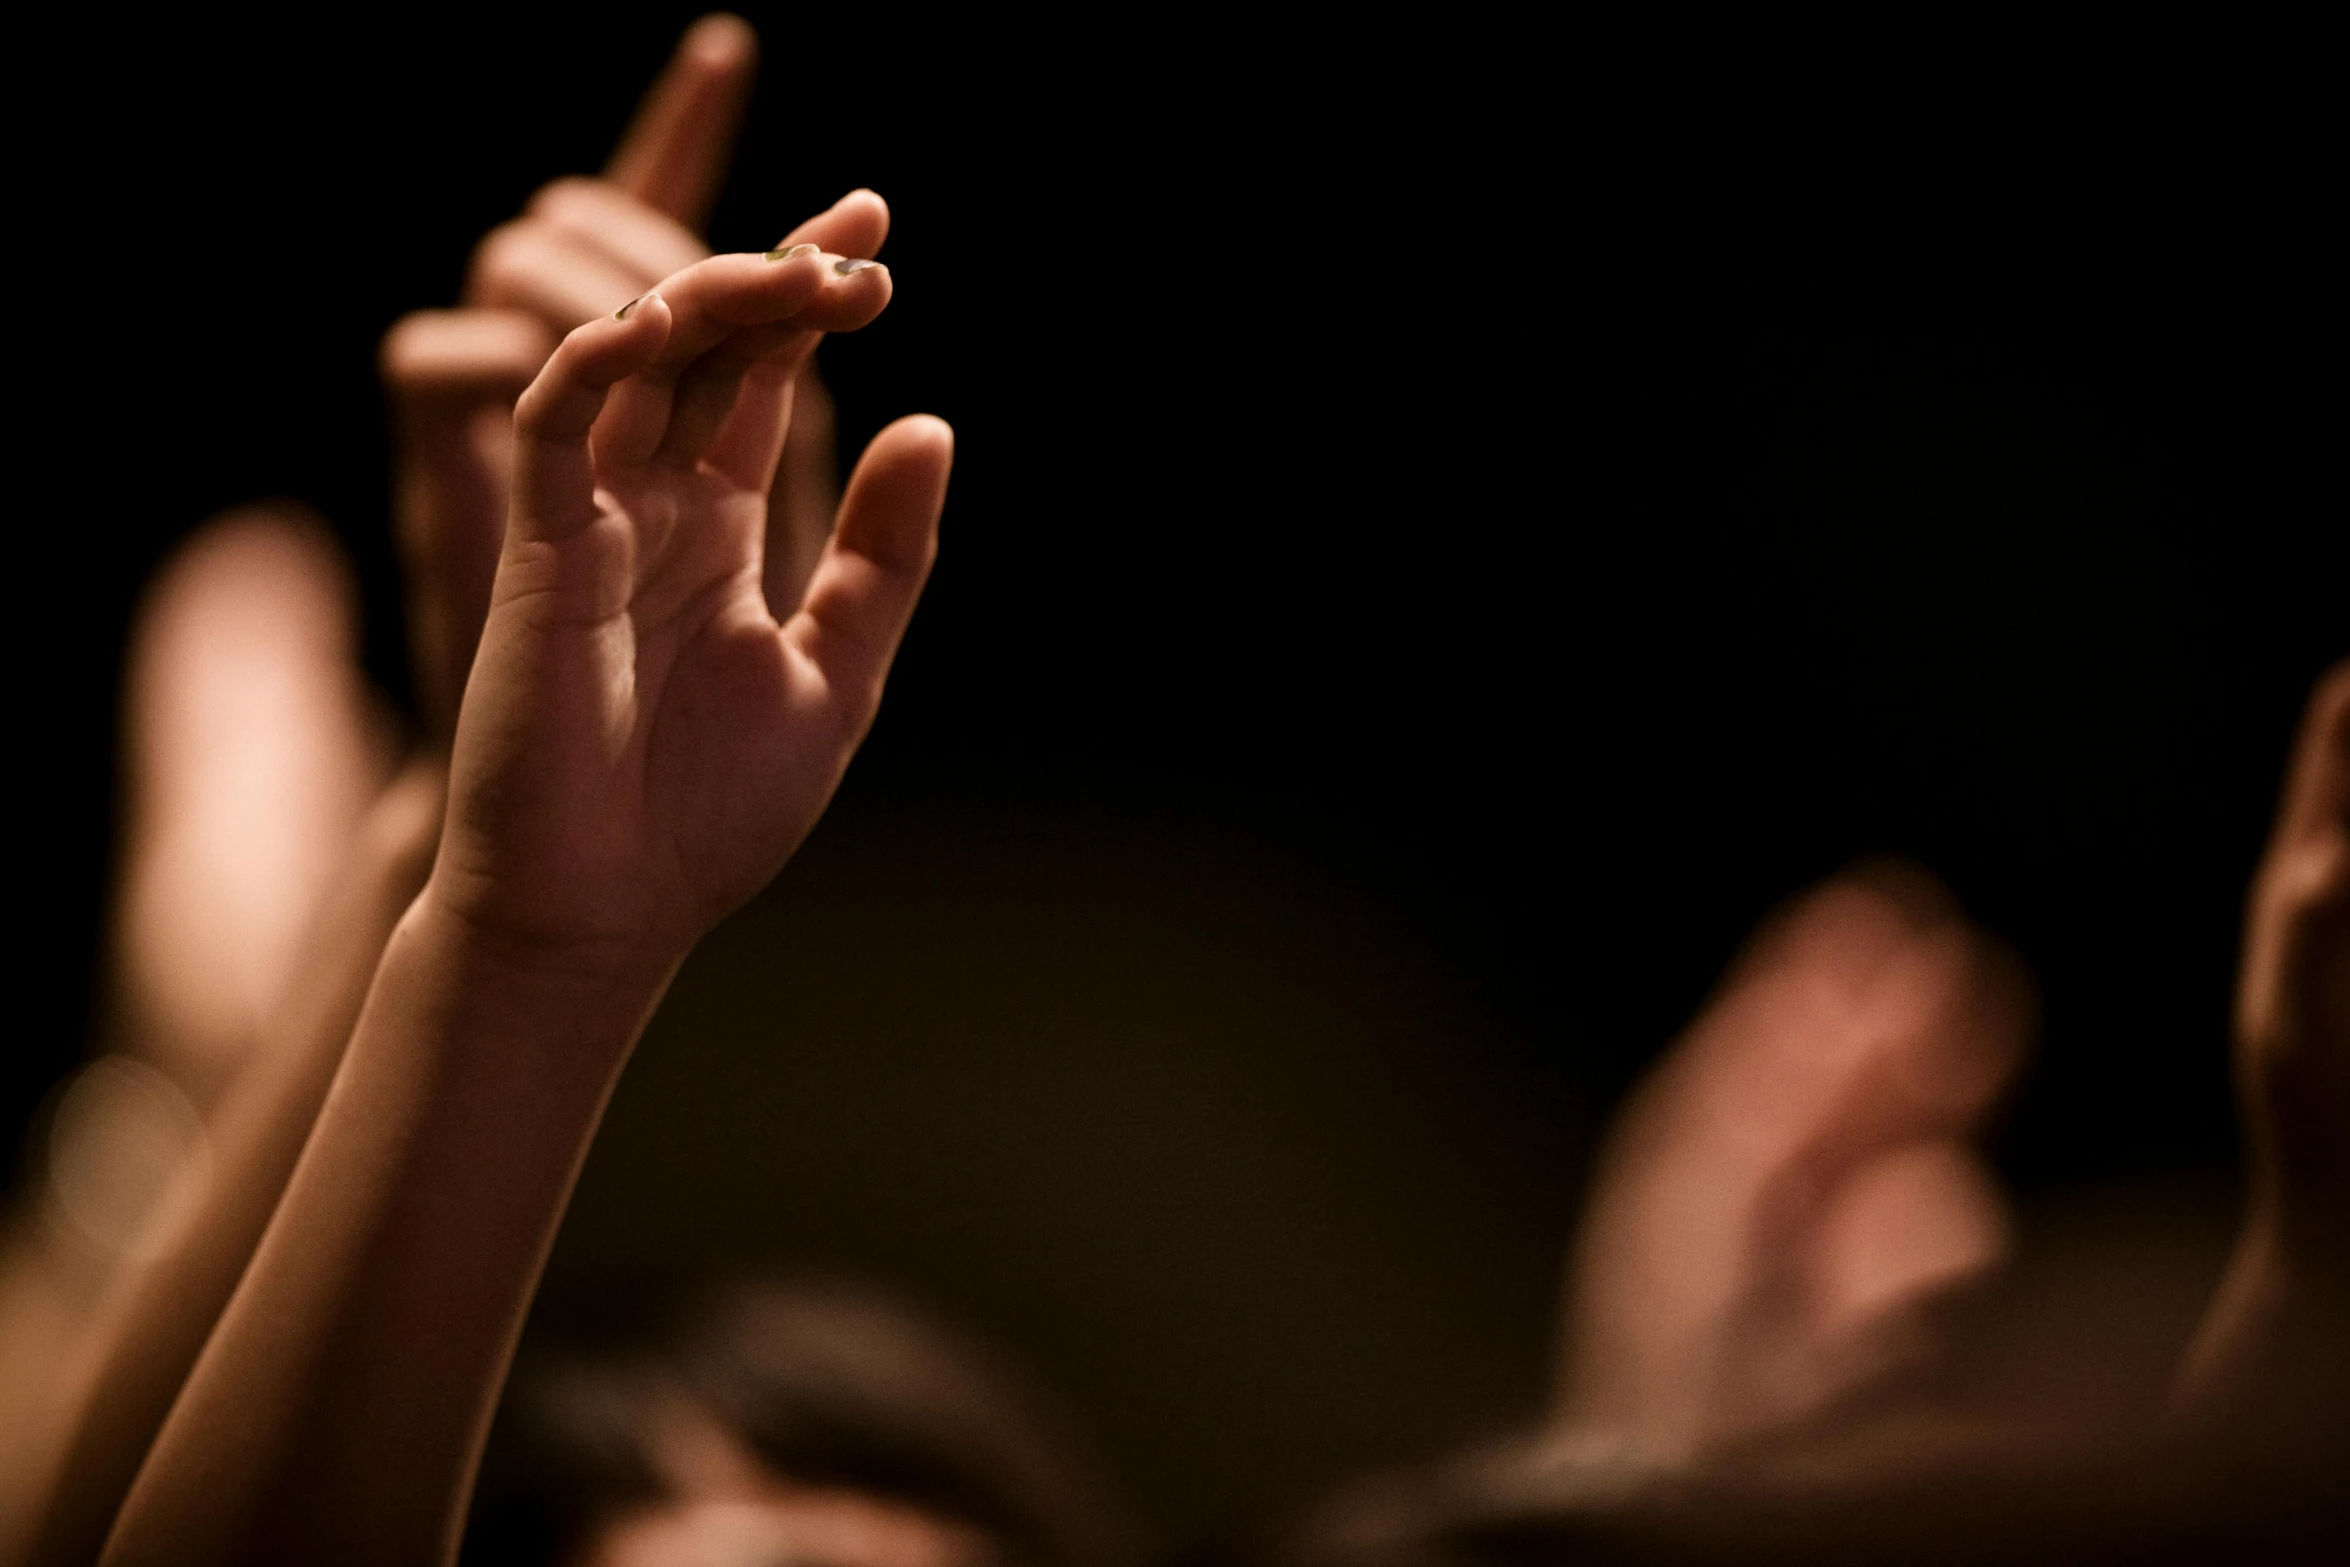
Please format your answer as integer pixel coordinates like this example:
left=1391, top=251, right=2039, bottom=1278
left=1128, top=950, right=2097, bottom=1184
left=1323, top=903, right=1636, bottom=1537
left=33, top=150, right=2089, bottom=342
left=1267, top=1416, right=2350, bottom=1567
left=464, top=1272, right=1138, bottom=1567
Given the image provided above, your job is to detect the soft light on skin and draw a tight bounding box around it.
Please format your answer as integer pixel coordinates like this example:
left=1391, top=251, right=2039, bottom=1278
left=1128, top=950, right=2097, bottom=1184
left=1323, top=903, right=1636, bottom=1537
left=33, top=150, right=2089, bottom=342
left=112, top=508, right=390, bottom=1103
left=46, top=1057, right=212, bottom=1262
left=1555, top=867, right=2031, bottom=1460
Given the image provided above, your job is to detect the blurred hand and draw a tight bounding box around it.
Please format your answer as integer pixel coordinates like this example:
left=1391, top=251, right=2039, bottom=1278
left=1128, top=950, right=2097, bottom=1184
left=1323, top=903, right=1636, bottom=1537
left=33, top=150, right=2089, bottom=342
left=430, top=246, right=948, bottom=970
left=1556, top=866, right=2032, bottom=1460
left=2233, top=661, right=2350, bottom=1250
left=110, top=507, right=393, bottom=1100
left=2177, top=661, right=2350, bottom=1425
left=382, top=14, right=864, bottom=735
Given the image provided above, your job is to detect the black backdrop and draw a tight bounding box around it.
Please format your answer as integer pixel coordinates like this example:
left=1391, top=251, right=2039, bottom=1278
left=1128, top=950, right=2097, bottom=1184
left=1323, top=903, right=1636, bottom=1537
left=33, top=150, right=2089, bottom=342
left=7, top=8, right=2340, bottom=1531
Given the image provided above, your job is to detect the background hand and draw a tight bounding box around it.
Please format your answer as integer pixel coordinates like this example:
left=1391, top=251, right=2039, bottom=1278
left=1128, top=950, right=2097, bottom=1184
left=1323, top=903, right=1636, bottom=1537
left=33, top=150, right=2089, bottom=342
left=2176, top=661, right=2350, bottom=1426
left=1556, top=867, right=2031, bottom=1458
left=382, top=14, right=870, bottom=736
left=2233, top=660, right=2350, bottom=1244
left=433, top=248, right=949, bottom=966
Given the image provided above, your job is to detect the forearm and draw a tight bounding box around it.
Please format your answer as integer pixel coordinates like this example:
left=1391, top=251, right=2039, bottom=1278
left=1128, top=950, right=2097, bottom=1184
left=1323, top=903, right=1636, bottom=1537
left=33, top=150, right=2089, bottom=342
left=10, top=768, right=441, bottom=1567
left=103, top=885, right=676, bottom=1567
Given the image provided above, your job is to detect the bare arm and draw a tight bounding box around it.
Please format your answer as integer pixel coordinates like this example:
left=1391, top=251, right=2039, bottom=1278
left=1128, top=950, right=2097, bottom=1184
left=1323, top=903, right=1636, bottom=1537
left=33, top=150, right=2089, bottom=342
left=14, top=768, right=441, bottom=1567
left=103, top=894, right=666, bottom=1565
left=10, top=26, right=890, bottom=1560
left=104, top=243, right=950, bottom=1566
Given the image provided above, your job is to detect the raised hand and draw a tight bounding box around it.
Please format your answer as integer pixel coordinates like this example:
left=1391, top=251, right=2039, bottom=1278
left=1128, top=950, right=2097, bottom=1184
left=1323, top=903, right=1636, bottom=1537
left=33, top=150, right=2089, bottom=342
left=432, top=247, right=949, bottom=967
left=1555, top=867, right=2031, bottom=1459
left=2234, top=662, right=2350, bottom=1246
left=2177, top=661, right=2350, bottom=1426
left=385, top=13, right=872, bottom=735
left=473, top=14, right=752, bottom=318
left=101, top=247, right=945, bottom=1566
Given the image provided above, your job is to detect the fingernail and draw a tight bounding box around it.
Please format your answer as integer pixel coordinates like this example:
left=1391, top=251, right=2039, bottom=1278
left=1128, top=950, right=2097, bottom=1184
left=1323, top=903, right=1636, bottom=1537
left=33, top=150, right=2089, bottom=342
left=764, top=242, right=819, bottom=262
left=615, top=294, right=645, bottom=320
left=833, top=258, right=880, bottom=276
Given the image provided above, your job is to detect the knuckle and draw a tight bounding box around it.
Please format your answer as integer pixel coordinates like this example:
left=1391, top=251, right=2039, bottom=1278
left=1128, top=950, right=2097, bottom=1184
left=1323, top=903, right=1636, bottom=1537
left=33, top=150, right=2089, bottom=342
left=468, top=221, right=542, bottom=299
left=527, top=175, right=603, bottom=220
left=512, top=378, right=556, bottom=434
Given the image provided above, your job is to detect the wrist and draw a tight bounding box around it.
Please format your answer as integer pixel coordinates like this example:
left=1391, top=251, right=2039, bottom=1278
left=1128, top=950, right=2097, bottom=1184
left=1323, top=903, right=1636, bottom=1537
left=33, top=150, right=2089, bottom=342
left=409, top=873, right=687, bottom=998
left=391, top=881, right=683, bottom=1074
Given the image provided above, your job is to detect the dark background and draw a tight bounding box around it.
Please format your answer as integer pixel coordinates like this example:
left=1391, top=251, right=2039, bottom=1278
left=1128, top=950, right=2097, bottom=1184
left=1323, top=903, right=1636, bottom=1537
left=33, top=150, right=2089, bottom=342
left=9, top=11, right=2340, bottom=1539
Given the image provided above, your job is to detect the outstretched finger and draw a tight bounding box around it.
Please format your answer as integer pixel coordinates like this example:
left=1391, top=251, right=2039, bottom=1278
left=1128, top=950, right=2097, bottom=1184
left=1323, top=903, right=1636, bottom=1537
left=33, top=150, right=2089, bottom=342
left=381, top=311, right=554, bottom=729
left=739, top=191, right=891, bottom=385
left=603, top=13, right=758, bottom=230
left=772, top=188, right=891, bottom=264
left=380, top=309, right=553, bottom=410
left=593, top=248, right=887, bottom=468
left=783, top=416, right=951, bottom=714
left=656, top=248, right=891, bottom=365
left=510, top=298, right=673, bottom=544
left=651, top=251, right=887, bottom=475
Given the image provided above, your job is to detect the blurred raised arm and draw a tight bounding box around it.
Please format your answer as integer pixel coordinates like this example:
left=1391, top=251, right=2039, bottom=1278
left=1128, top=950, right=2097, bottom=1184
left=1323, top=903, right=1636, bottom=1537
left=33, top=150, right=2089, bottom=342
left=2176, top=660, right=2350, bottom=1433
left=103, top=242, right=949, bottom=1567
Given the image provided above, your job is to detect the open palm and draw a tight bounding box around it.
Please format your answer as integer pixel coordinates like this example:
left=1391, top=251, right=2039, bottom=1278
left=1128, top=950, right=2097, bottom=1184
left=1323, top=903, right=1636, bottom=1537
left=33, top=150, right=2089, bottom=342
left=433, top=246, right=950, bottom=967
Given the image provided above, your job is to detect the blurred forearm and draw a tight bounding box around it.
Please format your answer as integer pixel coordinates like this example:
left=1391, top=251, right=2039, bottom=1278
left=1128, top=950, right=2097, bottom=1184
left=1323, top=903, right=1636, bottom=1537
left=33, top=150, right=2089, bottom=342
left=7, top=767, right=441, bottom=1567
left=101, top=883, right=674, bottom=1567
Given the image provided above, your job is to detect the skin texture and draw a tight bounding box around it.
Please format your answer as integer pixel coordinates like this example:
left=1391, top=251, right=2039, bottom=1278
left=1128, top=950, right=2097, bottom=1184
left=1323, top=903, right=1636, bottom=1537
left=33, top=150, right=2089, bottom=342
left=101, top=233, right=950, bottom=1565
left=11, top=767, right=443, bottom=1567
left=1554, top=866, right=2031, bottom=1460
left=7, top=13, right=2332, bottom=1556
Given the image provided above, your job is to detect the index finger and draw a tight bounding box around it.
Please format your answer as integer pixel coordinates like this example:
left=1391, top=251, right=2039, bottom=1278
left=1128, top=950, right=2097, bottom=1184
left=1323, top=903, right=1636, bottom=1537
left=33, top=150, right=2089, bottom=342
left=602, top=13, right=759, bottom=230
